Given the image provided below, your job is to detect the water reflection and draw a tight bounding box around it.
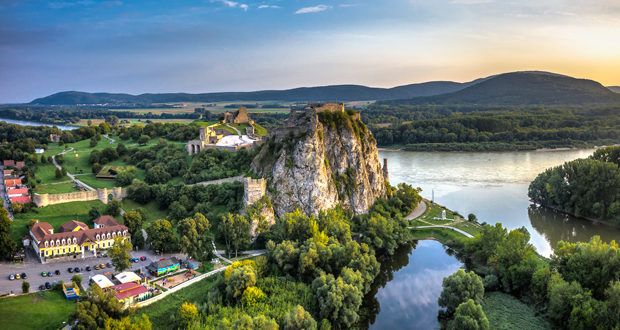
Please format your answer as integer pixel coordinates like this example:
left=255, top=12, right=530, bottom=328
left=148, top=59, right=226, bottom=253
left=364, top=240, right=463, bottom=330
left=0, top=117, right=76, bottom=131
left=380, top=149, right=620, bottom=256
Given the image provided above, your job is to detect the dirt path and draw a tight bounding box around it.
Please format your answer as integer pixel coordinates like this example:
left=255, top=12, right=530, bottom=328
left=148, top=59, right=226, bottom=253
left=406, top=200, right=427, bottom=220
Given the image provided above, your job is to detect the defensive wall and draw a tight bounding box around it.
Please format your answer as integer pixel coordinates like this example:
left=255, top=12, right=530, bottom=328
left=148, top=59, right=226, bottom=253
left=33, top=187, right=127, bottom=207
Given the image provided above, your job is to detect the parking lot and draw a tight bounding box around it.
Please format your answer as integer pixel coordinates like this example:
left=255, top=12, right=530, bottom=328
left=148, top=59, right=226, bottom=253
left=0, top=250, right=185, bottom=295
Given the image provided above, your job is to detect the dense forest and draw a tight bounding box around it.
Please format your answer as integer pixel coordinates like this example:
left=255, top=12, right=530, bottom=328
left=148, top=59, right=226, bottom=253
left=528, top=146, right=620, bottom=224
left=363, top=104, right=620, bottom=151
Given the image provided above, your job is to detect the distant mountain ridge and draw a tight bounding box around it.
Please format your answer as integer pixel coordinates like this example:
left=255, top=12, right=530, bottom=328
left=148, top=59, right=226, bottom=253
left=387, top=71, right=620, bottom=105
left=30, top=71, right=620, bottom=106
left=30, top=81, right=473, bottom=105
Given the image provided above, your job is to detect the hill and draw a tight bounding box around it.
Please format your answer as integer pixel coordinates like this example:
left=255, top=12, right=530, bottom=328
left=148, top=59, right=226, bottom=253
left=30, top=82, right=470, bottom=105
left=388, top=71, right=620, bottom=105
left=609, top=86, right=620, bottom=93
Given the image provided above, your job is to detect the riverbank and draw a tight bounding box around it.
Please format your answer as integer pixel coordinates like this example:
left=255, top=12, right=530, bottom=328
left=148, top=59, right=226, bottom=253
left=378, top=141, right=613, bottom=152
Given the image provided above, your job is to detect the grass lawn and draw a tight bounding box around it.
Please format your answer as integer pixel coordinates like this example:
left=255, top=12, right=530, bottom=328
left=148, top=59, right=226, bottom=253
left=410, top=227, right=467, bottom=243
left=76, top=173, right=118, bottom=189
left=417, top=202, right=462, bottom=224
left=11, top=200, right=106, bottom=242
left=0, top=290, right=76, bottom=330
left=482, top=292, right=551, bottom=330
left=34, top=181, right=78, bottom=194
left=33, top=163, right=79, bottom=194
left=137, top=274, right=220, bottom=329
left=121, top=200, right=168, bottom=225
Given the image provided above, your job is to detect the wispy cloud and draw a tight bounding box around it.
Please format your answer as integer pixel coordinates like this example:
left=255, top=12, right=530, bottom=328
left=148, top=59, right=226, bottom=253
left=295, top=4, right=331, bottom=14
left=258, top=4, right=280, bottom=9
left=212, top=0, right=248, bottom=11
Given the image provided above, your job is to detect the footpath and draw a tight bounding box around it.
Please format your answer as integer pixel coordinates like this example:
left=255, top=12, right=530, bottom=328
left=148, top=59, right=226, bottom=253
left=407, top=200, right=475, bottom=238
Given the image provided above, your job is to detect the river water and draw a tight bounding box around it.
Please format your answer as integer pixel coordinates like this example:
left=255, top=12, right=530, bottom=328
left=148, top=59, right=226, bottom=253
left=0, top=118, right=76, bottom=130
left=379, top=149, right=620, bottom=257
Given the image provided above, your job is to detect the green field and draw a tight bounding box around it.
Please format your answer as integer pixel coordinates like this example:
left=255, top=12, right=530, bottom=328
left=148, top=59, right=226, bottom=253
left=33, top=163, right=78, bottom=194
left=0, top=290, right=76, bottom=330
left=482, top=292, right=551, bottom=329
left=12, top=200, right=107, bottom=242
left=136, top=274, right=220, bottom=328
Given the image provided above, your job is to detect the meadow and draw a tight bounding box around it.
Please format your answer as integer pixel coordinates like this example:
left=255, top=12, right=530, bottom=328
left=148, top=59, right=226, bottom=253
left=0, top=290, right=76, bottom=330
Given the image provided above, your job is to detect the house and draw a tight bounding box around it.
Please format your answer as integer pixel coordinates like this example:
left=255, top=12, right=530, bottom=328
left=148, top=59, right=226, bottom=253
left=146, top=257, right=180, bottom=276
left=7, top=187, right=28, bottom=198
left=115, top=271, right=142, bottom=284
left=10, top=195, right=31, bottom=204
left=4, top=178, right=21, bottom=187
left=92, top=274, right=115, bottom=289
left=3, top=160, right=15, bottom=168
left=93, top=215, right=120, bottom=229
left=3, top=169, right=13, bottom=177
left=15, top=161, right=25, bottom=170
left=29, top=217, right=129, bottom=263
left=112, top=282, right=149, bottom=307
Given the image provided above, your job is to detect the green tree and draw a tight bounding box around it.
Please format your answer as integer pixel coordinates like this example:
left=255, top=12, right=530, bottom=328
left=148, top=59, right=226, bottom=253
left=177, top=302, right=199, bottom=329
left=147, top=219, right=178, bottom=253
left=225, top=264, right=257, bottom=300
left=109, top=237, right=132, bottom=272
left=72, top=274, right=83, bottom=287
left=178, top=213, right=213, bottom=262
left=76, top=285, right=127, bottom=330
left=104, top=314, right=152, bottom=330
left=447, top=299, right=490, bottom=330
left=312, top=268, right=364, bottom=328
left=0, top=207, right=16, bottom=260
left=123, top=210, right=145, bottom=249
left=220, top=213, right=251, bottom=258
left=138, top=135, right=150, bottom=145
left=438, top=269, right=485, bottom=315
left=241, top=286, right=266, bottom=307
left=22, top=280, right=29, bottom=293
left=145, top=164, right=171, bottom=184
left=55, top=167, right=63, bottom=178
left=283, top=305, right=317, bottom=330
left=104, top=200, right=121, bottom=217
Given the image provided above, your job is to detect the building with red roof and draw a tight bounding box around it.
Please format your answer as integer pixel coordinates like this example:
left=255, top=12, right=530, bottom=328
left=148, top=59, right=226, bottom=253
left=112, top=282, right=149, bottom=307
left=3, top=169, right=13, bottom=177
left=3, top=160, right=15, bottom=167
left=7, top=187, right=28, bottom=197
left=15, top=161, right=25, bottom=170
left=10, top=196, right=31, bottom=204
left=4, top=178, right=22, bottom=187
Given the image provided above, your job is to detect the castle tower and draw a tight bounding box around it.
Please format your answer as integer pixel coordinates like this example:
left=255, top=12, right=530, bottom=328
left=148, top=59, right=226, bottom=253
left=199, top=127, right=207, bottom=141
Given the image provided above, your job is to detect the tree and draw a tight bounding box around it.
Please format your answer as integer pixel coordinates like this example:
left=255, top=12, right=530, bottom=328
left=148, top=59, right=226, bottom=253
left=22, top=280, right=30, bottom=293
left=241, top=286, right=265, bottom=307
left=447, top=299, right=490, bottom=330
left=312, top=268, right=364, bottom=328
left=0, top=207, right=16, bottom=260
left=104, top=314, right=152, bottom=330
left=438, top=269, right=485, bottom=316
left=178, top=213, right=213, bottom=262
left=220, top=213, right=251, bottom=258
left=109, top=237, right=132, bottom=272
left=115, top=168, right=136, bottom=186
left=283, top=305, right=317, bottom=330
left=123, top=210, right=145, bottom=248
left=76, top=285, right=127, bottom=330
left=55, top=167, right=63, bottom=178
left=468, top=213, right=477, bottom=222
left=225, top=264, right=256, bottom=300
left=89, top=207, right=101, bottom=221
left=138, top=135, right=150, bottom=145
left=177, top=302, right=199, bottom=329
left=72, top=274, right=83, bottom=287
left=104, top=200, right=121, bottom=217
left=128, top=180, right=152, bottom=204
left=147, top=219, right=178, bottom=253
left=145, top=164, right=171, bottom=184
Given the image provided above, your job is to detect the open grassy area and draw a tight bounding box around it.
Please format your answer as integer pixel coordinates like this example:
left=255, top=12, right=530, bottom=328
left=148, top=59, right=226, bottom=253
left=34, top=181, right=78, bottom=194
left=417, top=202, right=462, bottom=224
left=0, top=289, right=76, bottom=330
left=482, top=292, right=551, bottom=330
left=410, top=227, right=467, bottom=243
left=121, top=199, right=168, bottom=225
left=11, top=200, right=106, bottom=242
left=33, top=163, right=78, bottom=193
left=136, top=274, right=220, bottom=328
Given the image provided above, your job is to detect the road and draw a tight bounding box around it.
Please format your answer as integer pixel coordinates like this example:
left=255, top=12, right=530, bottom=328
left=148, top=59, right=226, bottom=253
left=405, top=200, right=427, bottom=220
left=0, top=165, right=13, bottom=219
left=52, top=147, right=94, bottom=191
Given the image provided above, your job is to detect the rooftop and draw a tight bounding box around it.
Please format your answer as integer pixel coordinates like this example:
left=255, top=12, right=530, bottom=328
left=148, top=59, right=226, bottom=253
left=112, top=282, right=148, bottom=300
left=91, top=274, right=115, bottom=289
left=114, top=271, right=142, bottom=284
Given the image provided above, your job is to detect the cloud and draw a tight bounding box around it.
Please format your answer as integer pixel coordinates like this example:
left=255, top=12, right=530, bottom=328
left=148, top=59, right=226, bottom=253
left=295, top=4, right=331, bottom=14
left=212, top=0, right=249, bottom=11
left=450, top=0, right=493, bottom=4
left=258, top=4, right=281, bottom=9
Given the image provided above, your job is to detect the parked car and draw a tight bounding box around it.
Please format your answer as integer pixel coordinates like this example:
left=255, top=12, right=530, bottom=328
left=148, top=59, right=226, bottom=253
left=74, top=267, right=81, bottom=273
left=54, top=270, right=60, bottom=275
left=98, top=263, right=106, bottom=269
left=106, top=262, right=112, bottom=268
left=15, top=273, right=21, bottom=280
left=21, top=272, right=27, bottom=279
left=47, top=271, right=52, bottom=277
left=139, top=256, right=147, bottom=261
left=85, top=266, right=91, bottom=272
left=8, top=274, right=15, bottom=281
left=68, top=267, right=74, bottom=273
left=94, top=264, right=100, bottom=270
left=38, top=284, right=45, bottom=291
left=40, top=271, right=47, bottom=277
left=44, top=282, right=51, bottom=289
left=130, top=257, right=140, bottom=263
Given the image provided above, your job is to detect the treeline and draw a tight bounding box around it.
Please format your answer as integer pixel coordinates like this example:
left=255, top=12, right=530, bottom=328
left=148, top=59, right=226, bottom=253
left=361, top=104, right=620, bottom=150
left=438, top=224, right=620, bottom=329
left=529, top=146, right=620, bottom=224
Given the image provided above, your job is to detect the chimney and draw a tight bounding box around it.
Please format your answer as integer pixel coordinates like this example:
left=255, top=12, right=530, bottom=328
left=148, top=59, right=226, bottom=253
left=383, top=158, right=389, bottom=180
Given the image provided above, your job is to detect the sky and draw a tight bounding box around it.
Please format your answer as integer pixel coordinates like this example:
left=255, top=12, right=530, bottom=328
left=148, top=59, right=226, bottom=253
left=1, top=0, right=619, bottom=103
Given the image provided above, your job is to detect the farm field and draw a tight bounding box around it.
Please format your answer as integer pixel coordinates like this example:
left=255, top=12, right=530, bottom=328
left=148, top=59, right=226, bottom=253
left=0, top=290, right=76, bottom=330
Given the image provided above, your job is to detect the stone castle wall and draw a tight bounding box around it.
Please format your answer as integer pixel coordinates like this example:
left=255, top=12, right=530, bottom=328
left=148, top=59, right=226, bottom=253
left=34, top=187, right=127, bottom=207
left=243, top=178, right=267, bottom=206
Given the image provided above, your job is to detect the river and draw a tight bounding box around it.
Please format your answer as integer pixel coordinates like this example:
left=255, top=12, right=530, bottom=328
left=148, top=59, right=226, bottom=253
left=379, top=148, right=620, bottom=257
left=0, top=118, right=76, bottom=131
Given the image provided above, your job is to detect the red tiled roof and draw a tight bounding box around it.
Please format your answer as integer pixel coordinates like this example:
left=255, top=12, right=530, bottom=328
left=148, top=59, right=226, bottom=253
left=59, top=220, right=88, bottom=233
left=4, top=178, right=22, bottom=187
left=30, top=222, right=54, bottom=242
left=112, top=282, right=148, bottom=300
left=15, top=161, right=25, bottom=169
left=3, top=169, right=13, bottom=176
left=94, top=215, right=120, bottom=227
left=10, top=196, right=31, bottom=204
left=3, top=160, right=15, bottom=167
left=34, top=222, right=129, bottom=248
left=7, top=187, right=28, bottom=196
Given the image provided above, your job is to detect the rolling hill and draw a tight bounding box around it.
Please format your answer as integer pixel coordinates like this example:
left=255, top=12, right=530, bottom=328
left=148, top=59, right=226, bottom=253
left=30, top=81, right=472, bottom=105
left=389, top=71, right=620, bottom=105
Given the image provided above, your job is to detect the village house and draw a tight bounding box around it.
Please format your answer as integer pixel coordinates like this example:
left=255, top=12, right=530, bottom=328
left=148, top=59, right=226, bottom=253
left=3, top=160, right=15, bottom=167
left=147, top=257, right=180, bottom=276
left=29, top=216, right=129, bottom=263
left=112, top=282, right=149, bottom=308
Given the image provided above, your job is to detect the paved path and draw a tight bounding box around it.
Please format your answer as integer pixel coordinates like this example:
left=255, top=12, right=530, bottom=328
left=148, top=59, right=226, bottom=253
left=212, top=241, right=232, bottom=264
left=405, top=200, right=427, bottom=220
left=103, top=134, right=115, bottom=144
left=52, top=147, right=95, bottom=191
left=409, top=225, right=474, bottom=238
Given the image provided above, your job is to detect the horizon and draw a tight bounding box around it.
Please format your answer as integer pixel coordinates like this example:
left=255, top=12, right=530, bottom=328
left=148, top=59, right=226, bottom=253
left=1, top=0, right=620, bottom=103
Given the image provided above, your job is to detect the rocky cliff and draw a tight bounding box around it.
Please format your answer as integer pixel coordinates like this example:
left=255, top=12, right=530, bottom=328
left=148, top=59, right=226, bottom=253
left=252, top=107, right=386, bottom=217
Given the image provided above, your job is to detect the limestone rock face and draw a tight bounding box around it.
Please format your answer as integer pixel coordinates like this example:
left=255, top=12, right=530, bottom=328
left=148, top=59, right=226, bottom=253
left=252, top=108, right=386, bottom=217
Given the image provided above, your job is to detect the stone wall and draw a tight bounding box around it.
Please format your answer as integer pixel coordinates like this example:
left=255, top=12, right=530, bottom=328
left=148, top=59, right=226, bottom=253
left=243, top=178, right=267, bottom=206
left=34, top=187, right=127, bottom=207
